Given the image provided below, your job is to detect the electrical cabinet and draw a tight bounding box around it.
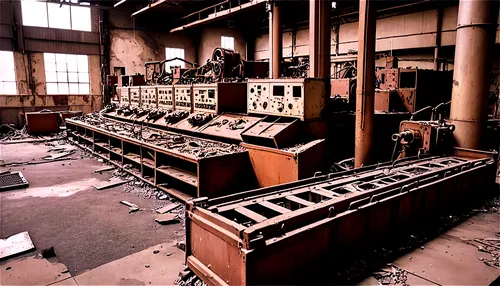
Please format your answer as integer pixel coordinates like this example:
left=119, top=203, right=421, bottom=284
left=141, top=86, right=157, bottom=109
left=247, top=78, right=326, bottom=120
left=119, top=87, right=129, bottom=106
left=158, top=85, right=174, bottom=110
left=174, top=84, right=193, bottom=112
left=129, top=87, right=141, bottom=106
left=193, top=83, right=247, bottom=114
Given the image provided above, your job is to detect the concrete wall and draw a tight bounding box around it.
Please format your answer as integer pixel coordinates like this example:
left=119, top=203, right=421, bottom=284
left=0, top=51, right=102, bottom=126
left=198, top=26, right=247, bottom=63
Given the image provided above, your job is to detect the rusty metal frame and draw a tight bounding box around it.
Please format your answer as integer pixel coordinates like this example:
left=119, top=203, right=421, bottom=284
left=185, top=150, right=496, bottom=285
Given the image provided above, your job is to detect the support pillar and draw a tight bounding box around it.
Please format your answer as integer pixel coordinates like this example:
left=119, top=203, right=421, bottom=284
left=354, top=0, right=376, bottom=168
left=309, top=0, right=331, bottom=80
left=448, top=0, right=498, bottom=149
left=269, top=2, right=282, bottom=78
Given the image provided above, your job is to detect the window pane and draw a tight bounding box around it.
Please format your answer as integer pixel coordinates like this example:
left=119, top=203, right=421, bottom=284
left=48, top=3, right=71, bottom=29
left=67, top=62, right=78, bottom=72
left=44, top=53, right=55, bottom=63
left=58, top=82, right=69, bottom=94
left=21, top=1, right=48, bottom=28
left=4, top=82, right=17, bottom=95
left=45, top=62, right=56, bottom=72
left=66, top=54, right=77, bottom=64
left=69, top=83, right=79, bottom=94
left=0, top=51, right=16, bottom=82
left=56, top=53, right=67, bottom=63
left=78, top=72, right=89, bottom=83
left=46, top=71, right=57, bottom=82
left=79, top=83, right=90, bottom=94
left=57, top=72, right=68, bottom=82
left=77, top=55, right=88, bottom=72
left=71, top=6, right=91, bottom=32
left=46, top=83, right=58, bottom=94
left=68, top=72, right=78, bottom=82
left=56, top=62, right=67, bottom=72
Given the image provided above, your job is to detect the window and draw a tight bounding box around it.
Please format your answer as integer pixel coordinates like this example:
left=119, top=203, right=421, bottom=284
left=221, top=36, right=234, bottom=50
left=44, top=53, right=90, bottom=95
left=165, top=48, right=185, bottom=70
left=0, top=51, right=17, bottom=95
left=21, top=0, right=91, bottom=32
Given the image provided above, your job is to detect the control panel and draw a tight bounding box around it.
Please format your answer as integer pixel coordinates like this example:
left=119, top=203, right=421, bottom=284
left=174, top=85, right=193, bottom=112
left=119, top=87, right=129, bottom=105
left=247, top=80, right=271, bottom=114
left=157, top=85, right=174, bottom=110
left=247, top=79, right=325, bottom=120
left=129, top=87, right=141, bottom=106
left=141, top=86, right=157, bottom=109
left=193, top=84, right=218, bottom=113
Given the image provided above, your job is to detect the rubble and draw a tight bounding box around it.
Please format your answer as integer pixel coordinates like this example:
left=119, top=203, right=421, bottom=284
left=0, top=124, right=65, bottom=143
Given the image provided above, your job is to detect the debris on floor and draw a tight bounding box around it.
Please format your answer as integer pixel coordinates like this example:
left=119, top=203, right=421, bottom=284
left=174, top=267, right=206, bottom=286
left=176, top=241, right=185, bottom=252
left=94, top=166, right=116, bottom=173
left=372, top=264, right=408, bottom=285
left=120, top=200, right=141, bottom=213
left=156, top=203, right=181, bottom=214
left=0, top=231, right=35, bottom=259
left=41, top=247, right=56, bottom=258
left=155, top=214, right=180, bottom=225
left=469, top=235, right=500, bottom=269
left=0, top=124, right=65, bottom=143
left=94, top=179, right=132, bottom=191
left=0, top=171, right=29, bottom=191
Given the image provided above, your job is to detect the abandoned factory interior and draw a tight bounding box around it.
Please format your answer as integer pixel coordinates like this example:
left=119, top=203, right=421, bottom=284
left=1, top=0, right=500, bottom=285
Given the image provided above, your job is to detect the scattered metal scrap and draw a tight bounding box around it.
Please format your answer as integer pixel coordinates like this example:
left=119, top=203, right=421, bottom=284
left=372, top=264, right=408, bottom=286
left=0, top=171, right=29, bottom=191
left=470, top=235, right=500, bottom=269
left=0, top=124, right=65, bottom=144
left=0, top=231, right=35, bottom=260
left=94, top=178, right=133, bottom=191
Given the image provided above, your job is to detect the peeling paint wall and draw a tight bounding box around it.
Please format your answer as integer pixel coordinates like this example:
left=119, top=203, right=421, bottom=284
left=1, top=51, right=102, bottom=126
left=198, top=26, right=247, bottom=63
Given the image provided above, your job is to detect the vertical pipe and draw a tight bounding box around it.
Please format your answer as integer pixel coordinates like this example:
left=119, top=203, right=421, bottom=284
left=354, top=0, right=376, bottom=168
left=269, top=2, right=282, bottom=79
left=309, top=0, right=331, bottom=80
left=433, top=7, right=443, bottom=71
left=448, top=0, right=499, bottom=149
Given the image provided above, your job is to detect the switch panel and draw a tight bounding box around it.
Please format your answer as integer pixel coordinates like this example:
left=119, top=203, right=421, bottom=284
left=174, top=84, right=193, bottom=112
left=247, top=80, right=271, bottom=115
left=247, top=78, right=325, bottom=120
left=193, top=84, right=218, bottom=113
left=129, top=87, right=141, bottom=106
left=119, top=87, right=129, bottom=105
left=141, top=86, right=157, bottom=109
left=158, top=85, right=174, bottom=110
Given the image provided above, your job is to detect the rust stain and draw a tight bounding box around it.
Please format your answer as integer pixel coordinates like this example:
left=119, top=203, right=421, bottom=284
left=453, top=80, right=459, bottom=87
left=52, top=95, right=69, bottom=106
left=83, top=95, right=90, bottom=103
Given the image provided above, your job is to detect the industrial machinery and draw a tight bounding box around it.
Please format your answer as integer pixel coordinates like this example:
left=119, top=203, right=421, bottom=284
left=247, top=78, right=326, bottom=120
left=184, top=149, right=496, bottom=285
left=119, top=87, right=129, bottom=106
left=193, top=83, right=247, bottom=114
left=174, top=84, right=194, bottom=112
left=141, top=86, right=157, bottom=109
left=157, top=85, right=174, bottom=110
left=129, top=87, right=141, bottom=107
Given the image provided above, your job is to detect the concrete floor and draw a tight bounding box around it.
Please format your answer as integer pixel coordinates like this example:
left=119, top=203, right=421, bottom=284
left=1, top=142, right=185, bottom=285
left=1, top=141, right=499, bottom=285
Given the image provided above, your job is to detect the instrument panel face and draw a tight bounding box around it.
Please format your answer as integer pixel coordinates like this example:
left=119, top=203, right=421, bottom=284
left=129, top=87, right=140, bottom=106
left=119, top=87, right=129, bottom=105
left=247, top=82, right=271, bottom=114
left=141, top=87, right=157, bottom=108
left=174, top=85, right=193, bottom=111
left=193, top=85, right=218, bottom=113
left=158, top=86, right=174, bottom=109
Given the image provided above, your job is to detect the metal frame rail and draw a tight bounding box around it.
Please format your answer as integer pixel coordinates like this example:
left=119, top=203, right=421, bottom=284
left=66, top=119, right=254, bottom=201
left=185, top=149, right=496, bottom=285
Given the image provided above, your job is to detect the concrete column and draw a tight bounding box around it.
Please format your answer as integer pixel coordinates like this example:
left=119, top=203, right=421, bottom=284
left=309, top=0, right=331, bottom=79
left=448, top=0, right=499, bottom=149
left=269, top=2, right=282, bottom=78
left=354, top=0, right=376, bottom=168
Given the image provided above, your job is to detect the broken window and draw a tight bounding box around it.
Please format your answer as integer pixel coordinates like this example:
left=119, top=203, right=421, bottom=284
left=0, top=51, right=17, bottom=95
left=221, top=36, right=234, bottom=50
left=44, top=53, right=90, bottom=95
left=165, top=48, right=185, bottom=70
left=21, top=0, right=91, bottom=32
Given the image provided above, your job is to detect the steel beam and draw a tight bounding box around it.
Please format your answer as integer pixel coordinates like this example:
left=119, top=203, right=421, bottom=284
left=354, top=0, right=376, bottom=168
left=448, top=0, right=499, bottom=149
left=308, top=0, right=331, bottom=80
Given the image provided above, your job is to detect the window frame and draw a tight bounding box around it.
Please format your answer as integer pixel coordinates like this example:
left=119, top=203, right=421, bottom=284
left=0, top=51, right=17, bottom=95
left=165, top=48, right=185, bottom=71
left=221, top=36, right=235, bottom=50
left=21, top=0, right=91, bottom=32
left=44, top=52, right=90, bottom=95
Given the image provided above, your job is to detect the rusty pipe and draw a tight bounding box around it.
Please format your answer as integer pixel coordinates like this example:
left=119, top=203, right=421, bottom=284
left=354, top=0, right=376, bottom=168
left=448, top=0, right=499, bottom=149
left=309, top=0, right=331, bottom=79
left=269, top=2, right=282, bottom=79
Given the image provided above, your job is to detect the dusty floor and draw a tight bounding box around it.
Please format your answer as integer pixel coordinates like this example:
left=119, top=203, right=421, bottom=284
left=1, top=142, right=185, bottom=284
left=1, top=141, right=499, bottom=285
